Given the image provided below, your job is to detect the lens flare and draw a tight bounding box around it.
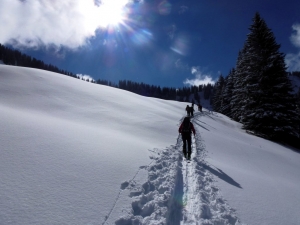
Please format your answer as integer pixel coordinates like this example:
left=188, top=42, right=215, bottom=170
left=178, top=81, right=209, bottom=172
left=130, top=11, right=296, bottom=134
left=98, top=0, right=128, bottom=27
left=130, top=29, right=153, bottom=46
left=171, top=35, right=190, bottom=56
left=158, top=1, right=172, bottom=15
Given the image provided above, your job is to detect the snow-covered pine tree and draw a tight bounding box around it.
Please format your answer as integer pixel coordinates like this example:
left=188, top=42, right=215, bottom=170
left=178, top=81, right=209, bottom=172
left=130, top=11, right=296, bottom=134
left=203, top=83, right=213, bottom=100
left=194, top=88, right=200, bottom=103
left=231, top=47, right=249, bottom=122
left=220, top=68, right=235, bottom=117
left=212, top=75, right=225, bottom=112
left=239, top=12, right=299, bottom=141
left=297, top=88, right=300, bottom=106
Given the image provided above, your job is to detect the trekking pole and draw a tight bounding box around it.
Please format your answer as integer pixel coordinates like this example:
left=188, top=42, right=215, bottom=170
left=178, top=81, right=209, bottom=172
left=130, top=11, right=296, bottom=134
left=176, top=133, right=181, bottom=145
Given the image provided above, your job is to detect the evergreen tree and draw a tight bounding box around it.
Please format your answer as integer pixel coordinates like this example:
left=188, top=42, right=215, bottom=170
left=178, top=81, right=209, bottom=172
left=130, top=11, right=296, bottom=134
left=212, top=75, right=225, bottom=112
left=203, top=83, right=213, bottom=100
left=198, top=85, right=203, bottom=92
left=194, top=90, right=200, bottom=103
left=220, top=69, right=235, bottom=116
left=296, top=88, right=300, bottom=106
left=231, top=48, right=249, bottom=121
left=237, top=13, right=299, bottom=141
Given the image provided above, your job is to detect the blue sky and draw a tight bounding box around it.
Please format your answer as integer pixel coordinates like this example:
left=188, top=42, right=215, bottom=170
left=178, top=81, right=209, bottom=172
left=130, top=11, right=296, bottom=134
left=1, top=0, right=300, bottom=87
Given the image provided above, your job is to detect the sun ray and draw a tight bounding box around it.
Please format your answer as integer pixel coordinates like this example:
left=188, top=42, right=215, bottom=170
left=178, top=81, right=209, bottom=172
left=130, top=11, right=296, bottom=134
left=98, top=0, right=128, bottom=27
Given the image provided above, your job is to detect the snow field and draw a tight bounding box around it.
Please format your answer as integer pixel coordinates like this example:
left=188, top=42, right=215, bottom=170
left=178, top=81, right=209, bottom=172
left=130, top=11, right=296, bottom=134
left=0, top=65, right=188, bottom=225
left=1, top=64, right=300, bottom=225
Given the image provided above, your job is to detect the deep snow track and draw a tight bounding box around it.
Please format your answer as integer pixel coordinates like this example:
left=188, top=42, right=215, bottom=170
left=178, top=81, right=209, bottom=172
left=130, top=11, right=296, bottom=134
left=181, top=136, right=202, bottom=224
left=179, top=114, right=242, bottom=225
left=114, top=113, right=242, bottom=225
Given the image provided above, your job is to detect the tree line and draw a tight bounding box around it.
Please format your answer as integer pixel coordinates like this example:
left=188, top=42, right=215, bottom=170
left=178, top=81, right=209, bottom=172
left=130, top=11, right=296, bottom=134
left=0, top=43, right=213, bottom=103
left=211, top=13, right=300, bottom=147
left=117, top=80, right=213, bottom=102
left=0, top=44, right=77, bottom=78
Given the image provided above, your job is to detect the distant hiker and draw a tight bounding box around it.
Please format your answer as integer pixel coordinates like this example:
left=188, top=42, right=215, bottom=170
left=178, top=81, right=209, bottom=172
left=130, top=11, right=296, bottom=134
left=185, top=105, right=191, bottom=116
left=178, top=117, right=196, bottom=160
left=198, top=104, right=202, bottom=112
left=190, top=104, right=195, bottom=117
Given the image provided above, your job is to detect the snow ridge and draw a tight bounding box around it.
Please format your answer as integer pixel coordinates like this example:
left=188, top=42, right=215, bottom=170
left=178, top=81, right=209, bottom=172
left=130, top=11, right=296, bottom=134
left=115, top=143, right=180, bottom=224
left=115, top=113, right=243, bottom=225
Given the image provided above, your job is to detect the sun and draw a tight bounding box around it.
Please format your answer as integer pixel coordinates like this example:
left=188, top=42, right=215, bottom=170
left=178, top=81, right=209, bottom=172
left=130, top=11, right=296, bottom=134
left=98, top=0, right=128, bottom=27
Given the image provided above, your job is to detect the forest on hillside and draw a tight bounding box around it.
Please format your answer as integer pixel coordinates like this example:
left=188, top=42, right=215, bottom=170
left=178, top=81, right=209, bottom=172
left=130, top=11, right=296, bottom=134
left=210, top=13, right=300, bottom=147
left=0, top=43, right=213, bottom=103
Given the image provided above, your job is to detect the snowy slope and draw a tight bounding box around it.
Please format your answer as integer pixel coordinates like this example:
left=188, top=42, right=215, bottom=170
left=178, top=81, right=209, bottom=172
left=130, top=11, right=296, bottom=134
left=198, top=112, right=300, bottom=225
left=1, top=64, right=300, bottom=225
left=0, top=64, right=188, bottom=225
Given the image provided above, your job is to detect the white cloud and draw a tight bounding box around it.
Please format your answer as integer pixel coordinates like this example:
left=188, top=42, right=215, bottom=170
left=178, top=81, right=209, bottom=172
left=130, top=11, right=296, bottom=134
left=0, top=0, right=128, bottom=49
left=290, top=24, right=300, bottom=48
left=286, top=52, right=300, bottom=71
left=178, top=5, right=188, bottom=15
left=183, top=66, right=216, bottom=86
left=77, top=74, right=95, bottom=82
left=191, top=67, right=198, bottom=74
left=167, top=24, right=177, bottom=40
left=286, top=23, right=300, bottom=71
left=175, top=59, right=189, bottom=70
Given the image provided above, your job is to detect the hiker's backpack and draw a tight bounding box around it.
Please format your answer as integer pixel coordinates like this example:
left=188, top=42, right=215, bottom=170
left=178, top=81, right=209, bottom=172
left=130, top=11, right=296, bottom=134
left=182, top=122, right=191, bottom=134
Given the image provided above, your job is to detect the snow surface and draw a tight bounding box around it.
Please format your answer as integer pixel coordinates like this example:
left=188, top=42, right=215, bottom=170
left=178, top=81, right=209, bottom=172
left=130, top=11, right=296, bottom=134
left=1, top=64, right=300, bottom=225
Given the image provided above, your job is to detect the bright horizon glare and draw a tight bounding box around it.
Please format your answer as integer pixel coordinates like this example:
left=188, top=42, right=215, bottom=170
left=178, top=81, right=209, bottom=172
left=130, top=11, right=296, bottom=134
left=98, top=0, right=128, bottom=27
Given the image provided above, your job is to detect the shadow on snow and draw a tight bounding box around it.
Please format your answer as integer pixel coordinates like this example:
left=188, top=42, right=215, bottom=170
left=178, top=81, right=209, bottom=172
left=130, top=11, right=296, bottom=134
left=202, top=163, right=242, bottom=189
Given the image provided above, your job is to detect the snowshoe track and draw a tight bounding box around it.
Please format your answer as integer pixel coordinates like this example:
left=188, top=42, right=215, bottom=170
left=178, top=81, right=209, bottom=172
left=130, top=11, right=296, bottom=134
left=114, top=114, right=243, bottom=225
left=115, top=145, right=180, bottom=225
left=180, top=115, right=242, bottom=225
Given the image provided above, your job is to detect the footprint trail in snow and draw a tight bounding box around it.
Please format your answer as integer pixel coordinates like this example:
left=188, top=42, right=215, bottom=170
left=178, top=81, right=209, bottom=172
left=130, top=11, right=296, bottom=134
left=114, top=113, right=243, bottom=225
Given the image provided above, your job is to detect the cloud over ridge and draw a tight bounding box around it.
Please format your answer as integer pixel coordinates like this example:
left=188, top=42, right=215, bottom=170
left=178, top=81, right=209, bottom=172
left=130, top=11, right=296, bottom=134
left=286, top=23, right=300, bottom=71
left=0, top=0, right=119, bottom=49
left=290, top=24, right=300, bottom=48
left=76, top=74, right=95, bottom=82
left=184, top=66, right=215, bottom=86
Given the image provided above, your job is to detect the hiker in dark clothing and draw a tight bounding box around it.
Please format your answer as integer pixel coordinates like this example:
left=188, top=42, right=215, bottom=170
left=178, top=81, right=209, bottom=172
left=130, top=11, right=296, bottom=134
left=198, top=104, right=202, bottom=112
left=190, top=104, right=195, bottom=117
left=178, top=117, right=196, bottom=160
left=185, top=105, right=191, bottom=116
